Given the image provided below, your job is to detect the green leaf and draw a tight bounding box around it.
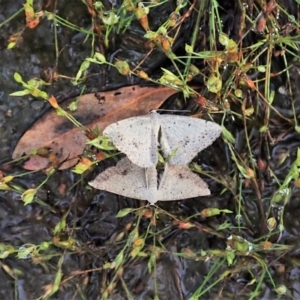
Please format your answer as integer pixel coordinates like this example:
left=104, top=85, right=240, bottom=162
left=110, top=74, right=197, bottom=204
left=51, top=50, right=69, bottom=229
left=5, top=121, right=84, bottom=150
left=39, top=242, right=50, bottom=250
left=161, top=68, right=179, bottom=81
left=227, top=146, right=250, bottom=178
left=115, top=60, right=131, bottom=76
left=217, top=221, right=232, bottom=230
left=17, top=244, right=35, bottom=259
left=227, top=39, right=238, bottom=53
left=220, top=209, right=233, bottom=214
left=21, top=189, right=37, bottom=205
left=10, top=90, right=32, bottom=97
left=226, top=249, right=235, bottom=266
left=157, top=152, right=165, bottom=164
left=7, top=42, right=16, bottom=49
left=295, top=126, right=300, bottom=133
left=259, top=125, right=268, bottom=133
left=94, top=52, right=107, bottom=63
left=0, top=182, right=11, bottom=191
left=201, top=207, right=221, bottom=217
left=147, top=253, right=156, bottom=273
left=33, top=90, right=48, bottom=100
left=72, top=162, right=92, bottom=174
left=164, top=147, right=178, bottom=162
left=102, top=12, right=119, bottom=25
left=222, top=126, right=235, bottom=143
left=53, top=218, right=66, bottom=234
left=144, top=31, right=157, bottom=39
left=28, top=78, right=50, bottom=88
left=157, top=25, right=167, bottom=35
left=219, top=33, right=229, bottom=46
left=257, top=65, right=266, bottom=72
left=94, top=1, right=103, bottom=9
left=86, top=136, right=116, bottom=150
left=75, top=60, right=90, bottom=81
left=53, top=269, right=63, bottom=292
left=0, top=251, right=10, bottom=258
left=13, top=72, right=24, bottom=84
left=116, top=208, right=135, bottom=218
left=234, top=89, right=243, bottom=98
left=136, top=251, right=148, bottom=257
left=275, top=285, right=287, bottom=295
left=68, top=101, right=78, bottom=111
left=160, top=68, right=184, bottom=86
left=207, top=75, right=222, bottom=93
left=228, top=235, right=252, bottom=253
left=114, top=251, right=124, bottom=269
left=189, top=64, right=200, bottom=75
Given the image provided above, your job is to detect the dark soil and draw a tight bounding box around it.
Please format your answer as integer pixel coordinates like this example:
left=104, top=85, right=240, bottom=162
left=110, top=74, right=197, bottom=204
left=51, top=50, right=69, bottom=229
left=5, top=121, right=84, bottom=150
left=1, top=0, right=300, bottom=299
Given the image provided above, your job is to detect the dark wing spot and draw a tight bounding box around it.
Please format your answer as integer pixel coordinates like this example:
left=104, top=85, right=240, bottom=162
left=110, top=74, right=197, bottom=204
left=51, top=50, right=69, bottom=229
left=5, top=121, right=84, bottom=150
left=122, top=170, right=128, bottom=176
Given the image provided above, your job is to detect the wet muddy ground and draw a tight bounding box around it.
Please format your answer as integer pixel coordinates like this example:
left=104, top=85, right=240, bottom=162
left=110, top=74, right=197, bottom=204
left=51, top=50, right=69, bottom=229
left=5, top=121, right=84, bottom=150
left=1, top=0, right=300, bottom=299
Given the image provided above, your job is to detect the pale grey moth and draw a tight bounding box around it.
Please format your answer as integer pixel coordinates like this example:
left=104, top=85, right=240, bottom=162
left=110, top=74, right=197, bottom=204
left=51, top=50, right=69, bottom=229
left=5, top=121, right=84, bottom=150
left=89, top=157, right=210, bottom=205
left=103, top=111, right=222, bottom=168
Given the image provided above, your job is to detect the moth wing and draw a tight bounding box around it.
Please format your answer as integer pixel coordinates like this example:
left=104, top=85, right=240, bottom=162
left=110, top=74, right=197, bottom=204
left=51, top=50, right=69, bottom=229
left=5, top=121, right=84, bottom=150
left=103, top=116, right=159, bottom=168
left=156, top=164, right=210, bottom=201
left=159, top=115, right=222, bottom=165
left=89, top=157, right=148, bottom=200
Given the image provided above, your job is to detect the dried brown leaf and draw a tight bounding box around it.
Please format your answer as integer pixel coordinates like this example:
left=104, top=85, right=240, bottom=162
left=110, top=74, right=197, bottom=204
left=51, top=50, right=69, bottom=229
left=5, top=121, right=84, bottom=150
left=13, top=85, right=178, bottom=170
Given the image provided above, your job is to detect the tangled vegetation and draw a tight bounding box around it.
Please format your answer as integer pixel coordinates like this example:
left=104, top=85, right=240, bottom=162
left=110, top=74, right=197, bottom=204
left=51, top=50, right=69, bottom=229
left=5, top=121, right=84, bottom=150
left=1, top=0, right=300, bottom=299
